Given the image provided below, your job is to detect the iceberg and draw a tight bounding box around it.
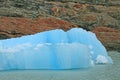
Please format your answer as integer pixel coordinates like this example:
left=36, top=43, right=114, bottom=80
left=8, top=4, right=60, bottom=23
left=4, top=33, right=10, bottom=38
left=0, top=28, right=112, bottom=70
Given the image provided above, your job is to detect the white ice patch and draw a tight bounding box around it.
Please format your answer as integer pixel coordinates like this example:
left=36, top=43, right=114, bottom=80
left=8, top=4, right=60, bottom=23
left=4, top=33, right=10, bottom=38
left=96, top=55, right=108, bottom=64
left=88, top=45, right=93, bottom=49
left=45, top=43, right=52, bottom=45
left=34, top=44, right=44, bottom=50
left=0, top=43, right=32, bottom=53
left=90, top=60, right=95, bottom=66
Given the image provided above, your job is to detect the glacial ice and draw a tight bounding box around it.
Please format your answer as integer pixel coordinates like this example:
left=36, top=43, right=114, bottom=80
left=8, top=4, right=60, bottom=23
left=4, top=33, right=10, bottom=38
left=0, top=28, right=112, bottom=70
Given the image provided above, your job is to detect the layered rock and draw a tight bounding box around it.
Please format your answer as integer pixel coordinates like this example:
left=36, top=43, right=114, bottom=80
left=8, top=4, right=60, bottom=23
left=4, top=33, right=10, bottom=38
left=0, top=17, right=119, bottom=51
left=93, top=27, right=120, bottom=51
left=0, top=0, right=120, bottom=30
left=0, top=0, right=120, bottom=51
left=0, top=17, right=75, bottom=38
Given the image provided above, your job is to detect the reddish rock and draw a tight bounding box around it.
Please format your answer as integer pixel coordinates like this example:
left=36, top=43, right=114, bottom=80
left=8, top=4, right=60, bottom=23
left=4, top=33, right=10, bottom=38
left=92, top=27, right=119, bottom=32
left=0, top=17, right=119, bottom=51
left=82, top=14, right=97, bottom=21
left=92, top=27, right=120, bottom=51
left=73, top=3, right=89, bottom=9
left=73, top=3, right=83, bottom=8
left=0, top=17, right=75, bottom=38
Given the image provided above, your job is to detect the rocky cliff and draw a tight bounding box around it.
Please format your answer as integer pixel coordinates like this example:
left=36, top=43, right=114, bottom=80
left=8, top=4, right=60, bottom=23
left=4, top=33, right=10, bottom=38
left=0, top=0, right=120, bottom=51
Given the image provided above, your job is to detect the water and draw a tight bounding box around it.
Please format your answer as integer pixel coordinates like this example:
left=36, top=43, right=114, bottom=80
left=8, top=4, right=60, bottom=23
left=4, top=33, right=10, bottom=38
left=0, top=51, right=119, bottom=80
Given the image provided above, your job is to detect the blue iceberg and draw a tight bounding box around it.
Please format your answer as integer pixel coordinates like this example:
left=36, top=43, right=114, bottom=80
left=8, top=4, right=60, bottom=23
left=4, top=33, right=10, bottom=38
left=0, top=28, right=112, bottom=70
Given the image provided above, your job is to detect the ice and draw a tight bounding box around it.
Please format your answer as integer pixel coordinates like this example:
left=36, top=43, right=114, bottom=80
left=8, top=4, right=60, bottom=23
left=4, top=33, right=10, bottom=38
left=0, top=28, right=112, bottom=70
left=96, top=55, right=109, bottom=64
left=53, top=43, right=92, bottom=69
left=46, top=29, right=68, bottom=43
left=67, top=28, right=112, bottom=62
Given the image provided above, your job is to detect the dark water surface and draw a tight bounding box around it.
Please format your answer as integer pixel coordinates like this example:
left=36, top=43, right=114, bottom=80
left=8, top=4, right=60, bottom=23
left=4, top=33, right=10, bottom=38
left=0, top=51, right=120, bottom=80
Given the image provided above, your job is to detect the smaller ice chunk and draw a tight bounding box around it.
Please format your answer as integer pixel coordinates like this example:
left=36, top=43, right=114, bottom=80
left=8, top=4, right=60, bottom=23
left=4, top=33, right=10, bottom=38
left=96, top=55, right=108, bottom=64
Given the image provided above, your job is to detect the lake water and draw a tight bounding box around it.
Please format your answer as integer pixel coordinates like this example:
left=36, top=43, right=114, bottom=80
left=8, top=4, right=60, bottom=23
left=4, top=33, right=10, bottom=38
left=0, top=51, right=120, bottom=80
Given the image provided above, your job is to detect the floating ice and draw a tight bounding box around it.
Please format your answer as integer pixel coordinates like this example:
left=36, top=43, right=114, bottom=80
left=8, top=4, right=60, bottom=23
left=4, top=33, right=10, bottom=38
left=0, top=28, right=112, bottom=70
left=96, top=55, right=108, bottom=64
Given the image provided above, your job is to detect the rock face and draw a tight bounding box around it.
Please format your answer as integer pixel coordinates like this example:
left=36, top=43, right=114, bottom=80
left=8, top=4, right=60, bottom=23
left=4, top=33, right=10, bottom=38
left=0, top=17, right=119, bottom=51
left=93, top=27, right=120, bottom=52
left=0, top=0, right=120, bottom=51
left=0, top=17, right=74, bottom=38
left=0, top=0, right=120, bottom=30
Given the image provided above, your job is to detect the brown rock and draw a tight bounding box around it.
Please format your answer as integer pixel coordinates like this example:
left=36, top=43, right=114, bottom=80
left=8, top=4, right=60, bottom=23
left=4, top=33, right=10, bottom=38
left=0, top=17, right=75, bottom=39
left=0, top=16, right=119, bottom=51
left=92, top=27, right=120, bottom=51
